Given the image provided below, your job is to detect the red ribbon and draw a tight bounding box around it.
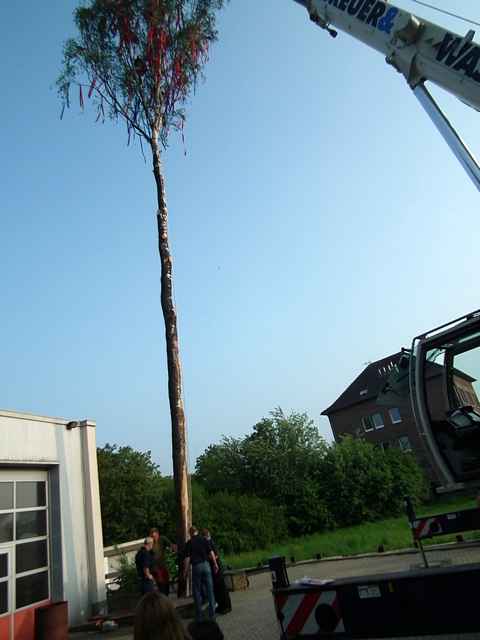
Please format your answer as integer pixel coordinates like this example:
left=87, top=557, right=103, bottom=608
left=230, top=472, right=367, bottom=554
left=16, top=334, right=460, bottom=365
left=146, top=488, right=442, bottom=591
left=88, top=78, right=96, bottom=98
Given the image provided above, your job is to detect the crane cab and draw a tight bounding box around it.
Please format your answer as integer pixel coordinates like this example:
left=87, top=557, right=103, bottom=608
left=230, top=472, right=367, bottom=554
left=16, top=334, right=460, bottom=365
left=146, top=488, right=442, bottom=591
left=378, top=310, right=480, bottom=491
left=411, top=311, right=480, bottom=490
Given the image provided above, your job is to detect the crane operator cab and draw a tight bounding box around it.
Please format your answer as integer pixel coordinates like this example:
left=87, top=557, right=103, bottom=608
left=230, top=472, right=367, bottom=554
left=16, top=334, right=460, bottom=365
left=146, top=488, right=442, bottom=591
left=379, top=311, right=480, bottom=491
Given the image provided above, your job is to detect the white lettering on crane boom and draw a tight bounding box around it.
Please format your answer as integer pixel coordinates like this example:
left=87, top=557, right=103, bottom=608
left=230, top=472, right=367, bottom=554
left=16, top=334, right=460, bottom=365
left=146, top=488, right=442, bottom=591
left=435, top=33, right=480, bottom=83
left=322, top=0, right=480, bottom=85
left=325, top=0, right=399, bottom=34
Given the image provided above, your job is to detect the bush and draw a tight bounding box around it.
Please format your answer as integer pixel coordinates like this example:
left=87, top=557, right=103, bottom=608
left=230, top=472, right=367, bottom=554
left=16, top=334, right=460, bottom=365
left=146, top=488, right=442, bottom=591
left=195, top=409, right=330, bottom=537
left=201, top=491, right=288, bottom=554
left=320, top=437, right=428, bottom=527
left=114, top=554, right=139, bottom=593
left=384, top=447, right=429, bottom=510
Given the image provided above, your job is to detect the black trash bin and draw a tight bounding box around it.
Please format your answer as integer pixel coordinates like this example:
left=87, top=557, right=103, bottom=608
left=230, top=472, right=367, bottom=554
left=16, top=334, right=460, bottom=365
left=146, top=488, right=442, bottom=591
left=269, top=556, right=289, bottom=589
left=35, top=600, right=68, bottom=640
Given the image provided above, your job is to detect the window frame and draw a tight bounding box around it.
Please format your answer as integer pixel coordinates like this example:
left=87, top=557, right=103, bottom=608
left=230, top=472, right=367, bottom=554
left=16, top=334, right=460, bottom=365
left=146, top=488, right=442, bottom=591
left=0, top=473, right=50, bottom=613
left=398, top=436, right=412, bottom=452
left=0, top=549, right=11, bottom=618
left=361, top=416, right=374, bottom=432
left=388, top=407, right=402, bottom=424
left=372, top=412, right=385, bottom=430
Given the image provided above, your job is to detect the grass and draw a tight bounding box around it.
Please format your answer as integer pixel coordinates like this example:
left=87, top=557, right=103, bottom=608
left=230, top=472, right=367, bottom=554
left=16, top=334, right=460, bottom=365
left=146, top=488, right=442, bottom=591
left=224, top=494, right=480, bottom=570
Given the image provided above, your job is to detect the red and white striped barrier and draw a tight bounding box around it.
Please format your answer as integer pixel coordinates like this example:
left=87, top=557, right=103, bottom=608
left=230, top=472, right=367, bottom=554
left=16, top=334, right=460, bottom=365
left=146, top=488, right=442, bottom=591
left=412, top=516, right=443, bottom=540
left=274, top=589, right=344, bottom=637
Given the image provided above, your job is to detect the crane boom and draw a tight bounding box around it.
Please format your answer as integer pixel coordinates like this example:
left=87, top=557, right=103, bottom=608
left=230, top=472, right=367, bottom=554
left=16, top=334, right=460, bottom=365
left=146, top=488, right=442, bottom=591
left=294, top=0, right=480, bottom=190
left=294, top=0, right=480, bottom=111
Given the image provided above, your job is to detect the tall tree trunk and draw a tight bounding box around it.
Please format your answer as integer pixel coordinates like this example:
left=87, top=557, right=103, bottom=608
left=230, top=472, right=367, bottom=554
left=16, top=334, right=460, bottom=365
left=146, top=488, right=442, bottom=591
left=151, top=140, right=190, bottom=596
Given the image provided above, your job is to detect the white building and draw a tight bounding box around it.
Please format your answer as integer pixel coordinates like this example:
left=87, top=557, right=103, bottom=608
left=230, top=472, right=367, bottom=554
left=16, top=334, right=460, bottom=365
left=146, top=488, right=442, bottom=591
left=0, top=409, right=105, bottom=640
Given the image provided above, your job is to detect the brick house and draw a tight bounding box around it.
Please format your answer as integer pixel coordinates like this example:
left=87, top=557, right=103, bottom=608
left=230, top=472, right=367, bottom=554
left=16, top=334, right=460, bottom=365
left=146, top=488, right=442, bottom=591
left=321, top=351, right=479, bottom=484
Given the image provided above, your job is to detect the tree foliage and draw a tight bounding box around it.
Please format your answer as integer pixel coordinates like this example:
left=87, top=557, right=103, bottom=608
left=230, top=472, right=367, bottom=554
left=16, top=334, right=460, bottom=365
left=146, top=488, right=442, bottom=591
left=58, top=0, right=226, bottom=147
left=195, top=437, right=246, bottom=494
left=98, top=412, right=429, bottom=553
left=319, top=437, right=427, bottom=527
left=196, top=408, right=331, bottom=535
left=195, top=409, right=429, bottom=536
left=97, top=444, right=168, bottom=546
left=195, top=488, right=288, bottom=554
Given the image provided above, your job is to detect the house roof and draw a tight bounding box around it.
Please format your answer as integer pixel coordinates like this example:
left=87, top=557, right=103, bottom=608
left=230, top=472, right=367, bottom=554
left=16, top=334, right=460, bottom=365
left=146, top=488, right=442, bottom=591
left=321, top=352, right=403, bottom=416
left=322, top=350, right=477, bottom=416
left=321, top=351, right=445, bottom=416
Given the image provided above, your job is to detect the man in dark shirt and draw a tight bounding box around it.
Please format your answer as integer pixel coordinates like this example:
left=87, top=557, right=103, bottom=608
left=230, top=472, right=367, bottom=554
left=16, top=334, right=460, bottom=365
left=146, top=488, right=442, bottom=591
left=202, top=528, right=232, bottom=615
left=183, top=526, right=218, bottom=621
left=135, top=537, right=156, bottom=594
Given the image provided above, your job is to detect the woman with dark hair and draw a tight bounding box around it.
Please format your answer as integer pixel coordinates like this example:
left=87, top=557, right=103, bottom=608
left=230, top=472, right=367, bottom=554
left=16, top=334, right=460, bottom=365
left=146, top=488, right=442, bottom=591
left=134, top=592, right=190, bottom=640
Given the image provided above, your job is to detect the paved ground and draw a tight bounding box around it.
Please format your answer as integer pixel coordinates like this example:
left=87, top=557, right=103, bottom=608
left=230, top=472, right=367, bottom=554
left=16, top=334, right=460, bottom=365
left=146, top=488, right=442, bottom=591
left=70, top=543, right=480, bottom=640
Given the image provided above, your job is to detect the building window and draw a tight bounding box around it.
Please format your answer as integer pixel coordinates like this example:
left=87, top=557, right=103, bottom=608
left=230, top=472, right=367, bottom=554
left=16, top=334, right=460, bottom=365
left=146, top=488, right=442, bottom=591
left=0, top=484, right=13, bottom=510
left=0, top=551, right=8, bottom=615
left=16, top=571, right=49, bottom=610
left=0, top=473, right=49, bottom=613
left=362, top=413, right=384, bottom=432
left=14, top=480, right=49, bottom=610
left=0, top=514, right=13, bottom=543
left=398, top=436, right=412, bottom=452
left=361, top=416, right=374, bottom=432
left=389, top=407, right=402, bottom=424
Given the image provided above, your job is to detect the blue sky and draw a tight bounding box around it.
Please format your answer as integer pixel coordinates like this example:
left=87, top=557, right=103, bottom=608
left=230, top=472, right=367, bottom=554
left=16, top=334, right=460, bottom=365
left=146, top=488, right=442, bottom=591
left=1, top=1, right=480, bottom=474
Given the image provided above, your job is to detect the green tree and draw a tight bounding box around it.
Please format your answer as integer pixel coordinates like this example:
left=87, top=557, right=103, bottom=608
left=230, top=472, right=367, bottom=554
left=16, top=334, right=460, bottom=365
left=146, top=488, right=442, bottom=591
left=320, top=436, right=428, bottom=527
left=242, top=408, right=327, bottom=495
left=195, top=408, right=330, bottom=535
left=58, top=0, right=227, bottom=568
left=153, top=477, right=287, bottom=554
left=97, top=444, right=168, bottom=546
left=199, top=490, right=288, bottom=554
left=241, top=408, right=330, bottom=534
left=384, top=446, right=429, bottom=510
left=195, top=437, right=246, bottom=493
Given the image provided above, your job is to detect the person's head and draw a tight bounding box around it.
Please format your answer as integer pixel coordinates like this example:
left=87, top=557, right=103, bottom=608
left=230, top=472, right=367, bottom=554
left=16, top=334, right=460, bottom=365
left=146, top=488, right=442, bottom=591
left=189, top=525, right=198, bottom=537
left=202, top=528, right=211, bottom=540
left=143, top=536, right=154, bottom=551
left=149, top=527, right=160, bottom=542
left=187, top=620, right=224, bottom=640
left=134, top=592, right=189, bottom=640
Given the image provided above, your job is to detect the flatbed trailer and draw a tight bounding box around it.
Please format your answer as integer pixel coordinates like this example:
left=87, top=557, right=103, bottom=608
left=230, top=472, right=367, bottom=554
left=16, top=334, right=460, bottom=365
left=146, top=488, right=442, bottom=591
left=271, top=559, right=480, bottom=639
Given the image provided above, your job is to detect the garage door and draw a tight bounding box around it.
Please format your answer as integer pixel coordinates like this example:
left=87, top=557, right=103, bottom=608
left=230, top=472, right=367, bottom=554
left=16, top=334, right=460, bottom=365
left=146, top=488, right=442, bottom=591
left=0, top=470, right=50, bottom=640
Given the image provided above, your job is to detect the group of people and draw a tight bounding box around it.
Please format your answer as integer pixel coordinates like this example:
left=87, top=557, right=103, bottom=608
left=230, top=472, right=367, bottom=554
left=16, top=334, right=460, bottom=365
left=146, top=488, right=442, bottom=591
left=135, top=524, right=232, bottom=624
left=135, top=527, right=173, bottom=596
